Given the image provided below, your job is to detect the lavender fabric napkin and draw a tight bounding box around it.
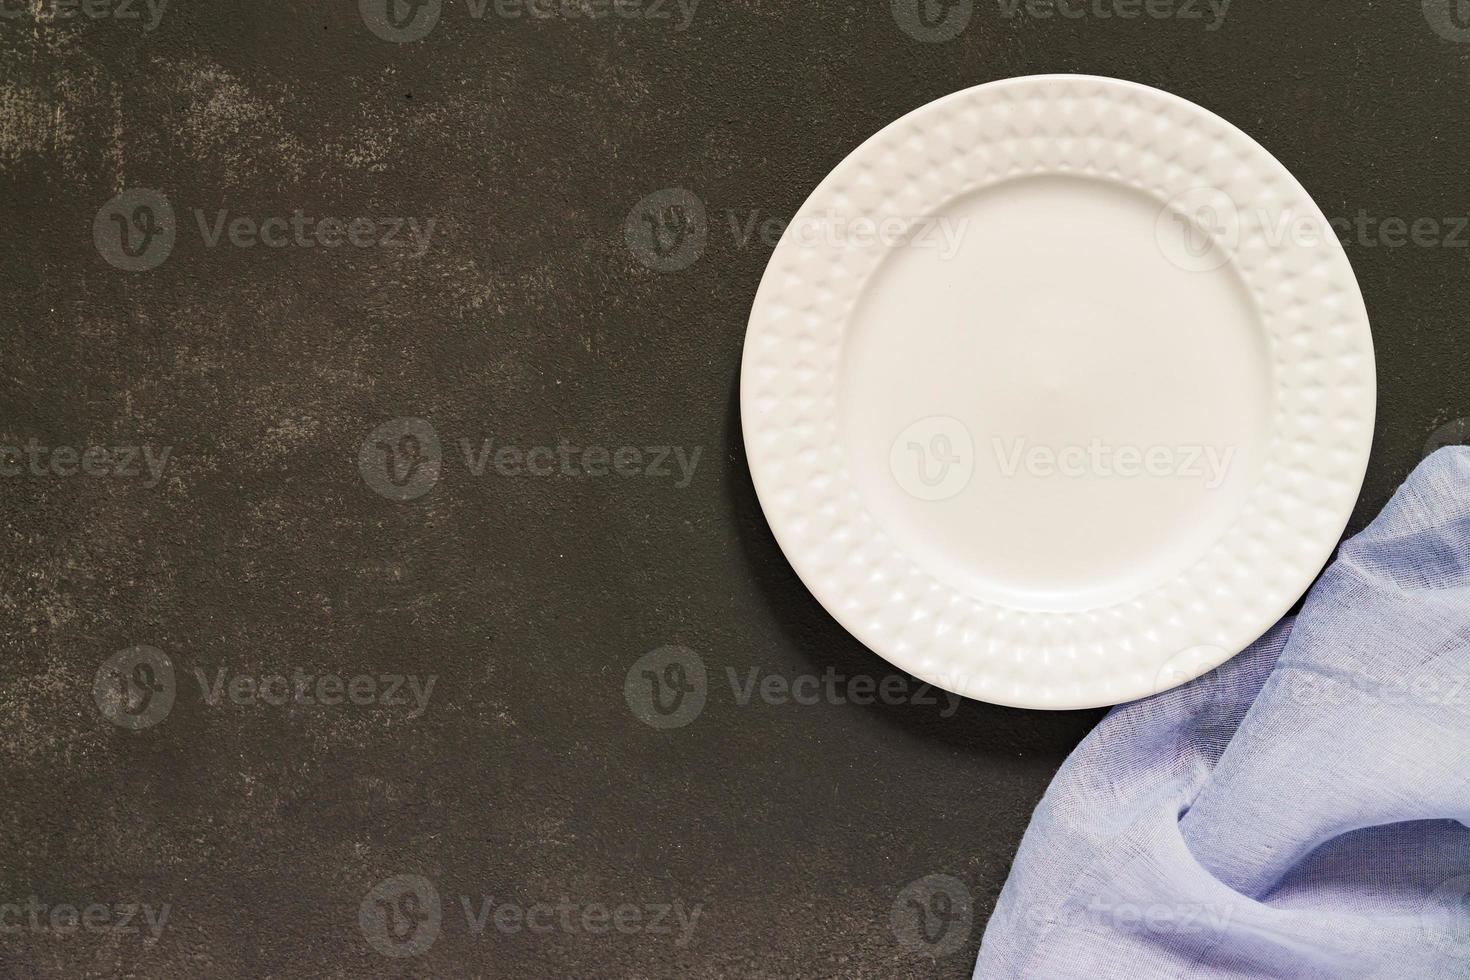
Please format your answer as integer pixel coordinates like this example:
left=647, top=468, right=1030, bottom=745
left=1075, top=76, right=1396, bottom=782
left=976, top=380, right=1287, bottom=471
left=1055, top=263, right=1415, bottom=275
left=975, top=447, right=1470, bottom=979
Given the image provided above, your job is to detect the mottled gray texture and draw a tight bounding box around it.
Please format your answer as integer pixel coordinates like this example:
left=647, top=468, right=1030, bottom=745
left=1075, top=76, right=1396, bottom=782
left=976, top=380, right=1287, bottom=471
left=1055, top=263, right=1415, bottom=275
left=0, top=1, right=1467, bottom=977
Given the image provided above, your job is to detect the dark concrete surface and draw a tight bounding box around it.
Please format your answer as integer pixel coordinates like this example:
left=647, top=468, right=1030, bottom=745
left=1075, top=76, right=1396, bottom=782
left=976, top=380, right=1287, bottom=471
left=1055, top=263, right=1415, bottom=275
left=2, top=1, right=1469, bottom=977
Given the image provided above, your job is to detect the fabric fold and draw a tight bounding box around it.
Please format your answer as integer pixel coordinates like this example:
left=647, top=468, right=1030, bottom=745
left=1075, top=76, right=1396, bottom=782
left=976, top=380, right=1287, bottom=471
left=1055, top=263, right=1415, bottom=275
left=975, top=448, right=1470, bottom=980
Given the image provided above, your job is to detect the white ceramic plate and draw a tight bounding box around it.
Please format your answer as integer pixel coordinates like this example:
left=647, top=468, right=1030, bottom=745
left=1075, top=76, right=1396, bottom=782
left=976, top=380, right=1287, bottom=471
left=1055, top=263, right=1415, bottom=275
left=740, top=75, right=1375, bottom=710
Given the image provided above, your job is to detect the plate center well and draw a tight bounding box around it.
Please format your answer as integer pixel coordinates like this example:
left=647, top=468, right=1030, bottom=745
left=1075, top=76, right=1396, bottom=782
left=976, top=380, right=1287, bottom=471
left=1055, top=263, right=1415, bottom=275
left=839, top=174, right=1272, bottom=612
